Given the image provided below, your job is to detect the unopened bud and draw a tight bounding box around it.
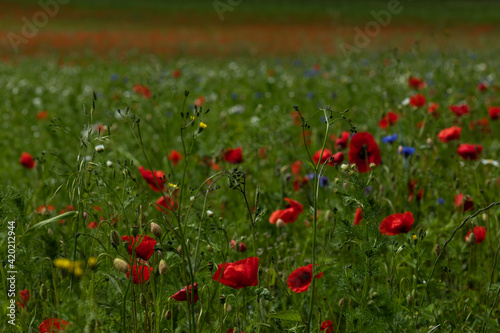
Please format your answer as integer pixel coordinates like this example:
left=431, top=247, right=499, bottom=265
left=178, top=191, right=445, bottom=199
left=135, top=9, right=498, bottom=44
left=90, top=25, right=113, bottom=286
left=434, top=244, right=441, bottom=257
left=369, top=162, right=376, bottom=169
left=208, top=261, right=214, bottom=272
left=113, top=258, right=130, bottom=273
left=338, top=298, right=344, bottom=307
left=164, top=310, right=171, bottom=320
left=276, top=218, right=285, bottom=229
left=482, top=213, right=488, bottom=221
left=219, top=294, right=226, bottom=304
left=40, top=284, right=47, bottom=300
left=159, top=260, right=167, bottom=275
left=110, top=230, right=121, bottom=248
left=151, top=222, right=162, bottom=239
left=225, top=303, right=232, bottom=313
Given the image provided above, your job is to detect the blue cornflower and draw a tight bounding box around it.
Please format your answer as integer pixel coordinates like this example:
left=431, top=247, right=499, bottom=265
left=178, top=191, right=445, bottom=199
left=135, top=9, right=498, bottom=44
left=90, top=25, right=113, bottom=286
left=110, top=73, right=119, bottom=81
left=438, top=198, right=445, bottom=205
left=382, top=134, right=398, bottom=144
left=399, top=146, right=415, bottom=157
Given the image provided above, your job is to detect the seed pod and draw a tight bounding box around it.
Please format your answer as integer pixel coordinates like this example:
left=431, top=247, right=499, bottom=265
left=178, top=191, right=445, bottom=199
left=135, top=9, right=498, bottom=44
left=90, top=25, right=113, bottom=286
left=434, top=244, right=441, bottom=257
left=164, top=310, right=172, bottom=320
left=110, top=230, right=121, bottom=248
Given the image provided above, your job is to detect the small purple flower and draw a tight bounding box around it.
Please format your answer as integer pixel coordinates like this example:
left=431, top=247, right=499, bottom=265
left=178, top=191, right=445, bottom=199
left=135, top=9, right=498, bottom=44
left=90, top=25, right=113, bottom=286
left=438, top=198, right=445, bottom=205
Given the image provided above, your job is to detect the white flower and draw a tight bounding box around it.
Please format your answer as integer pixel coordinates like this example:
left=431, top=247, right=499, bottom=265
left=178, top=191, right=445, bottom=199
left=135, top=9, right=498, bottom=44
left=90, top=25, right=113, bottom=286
left=95, top=145, right=105, bottom=153
left=106, top=160, right=113, bottom=167
left=401, top=97, right=410, bottom=106
left=341, top=164, right=349, bottom=171
left=481, top=159, right=499, bottom=167
left=206, top=210, right=214, bottom=217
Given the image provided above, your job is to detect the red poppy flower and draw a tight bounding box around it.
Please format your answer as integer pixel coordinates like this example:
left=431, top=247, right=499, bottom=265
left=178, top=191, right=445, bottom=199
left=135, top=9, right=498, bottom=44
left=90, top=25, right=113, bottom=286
left=457, top=144, right=482, bottom=160
left=170, top=283, right=199, bottom=304
left=88, top=221, right=98, bottom=229
left=38, top=318, right=71, bottom=333
left=489, top=106, right=500, bottom=120
left=20, top=152, right=36, bottom=169
left=156, top=195, right=177, bottom=212
left=194, top=96, right=205, bottom=107
left=454, top=194, right=474, bottom=212
left=378, top=111, right=398, bottom=129
left=121, top=235, right=156, bottom=261
left=437, top=126, right=462, bottom=143
left=231, top=240, right=247, bottom=252
left=379, top=212, right=414, bottom=236
left=348, top=132, right=381, bottom=173
left=37, top=110, right=49, bottom=120
left=37, top=205, right=54, bottom=215
left=126, top=263, right=153, bottom=284
left=427, top=102, right=439, bottom=118
left=291, top=160, right=302, bottom=175
left=409, top=77, right=425, bottom=90
left=287, top=264, right=323, bottom=293
left=227, top=329, right=245, bottom=333
left=17, top=289, right=30, bottom=309
left=269, top=198, right=303, bottom=224
left=172, top=69, right=181, bottom=78
left=330, top=152, right=344, bottom=166
left=138, top=166, right=166, bottom=192
left=168, top=149, right=183, bottom=166
left=320, top=320, right=334, bottom=333
left=133, top=84, right=151, bottom=99
left=313, top=149, right=333, bottom=165
left=212, top=257, right=259, bottom=289
left=469, top=118, right=491, bottom=133
left=477, top=82, right=488, bottom=91
left=409, top=94, right=426, bottom=108
left=449, top=104, right=469, bottom=117
left=335, top=131, right=350, bottom=150
left=354, top=207, right=363, bottom=225
left=465, top=226, right=486, bottom=244
left=224, top=147, right=243, bottom=164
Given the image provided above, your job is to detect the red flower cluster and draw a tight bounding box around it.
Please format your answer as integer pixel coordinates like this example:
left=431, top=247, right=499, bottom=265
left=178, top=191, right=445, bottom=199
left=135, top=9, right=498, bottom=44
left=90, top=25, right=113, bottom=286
left=348, top=132, right=381, bottom=173
left=312, top=149, right=344, bottom=166
left=39, top=318, right=71, bottom=333
left=20, top=152, right=36, bottom=169
left=121, top=235, right=157, bottom=261
left=469, top=118, right=491, bottom=133
left=269, top=198, right=303, bottom=224
left=465, top=226, right=486, bottom=244
left=212, top=257, right=259, bottom=289
left=379, top=212, right=414, bottom=236
left=437, top=126, right=461, bottom=143
left=287, top=264, right=323, bottom=293
left=138, top=166, right=166, bottom=192
left=457, top=144, right=482, bottom=160
left=224, top=147, right=243, bottom=164
left=449, top=103, right=469, bottom=117
left=320, top=320, right=334, bottom=333
left=378, top=111, right=399, bottom=129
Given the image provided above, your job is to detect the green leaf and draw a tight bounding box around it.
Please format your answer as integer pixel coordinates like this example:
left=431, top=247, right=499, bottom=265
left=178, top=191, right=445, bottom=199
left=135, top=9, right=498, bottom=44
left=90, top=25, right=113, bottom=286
left=267, top=310, right=303, bottom=322
left=22, top=211, right=78, bottom=236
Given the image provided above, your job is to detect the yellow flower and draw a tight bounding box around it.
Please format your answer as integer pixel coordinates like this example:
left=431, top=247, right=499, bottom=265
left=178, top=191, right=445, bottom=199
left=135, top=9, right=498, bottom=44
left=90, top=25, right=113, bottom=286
left=199, top=122, right=207, bottom=129
left=87, top=257, right=97, bottom=269
left=168, top=183, right=178, bottom=189
left=412, top=234, right=417, bottom=241
left=53, top=258, right=72, bottom=270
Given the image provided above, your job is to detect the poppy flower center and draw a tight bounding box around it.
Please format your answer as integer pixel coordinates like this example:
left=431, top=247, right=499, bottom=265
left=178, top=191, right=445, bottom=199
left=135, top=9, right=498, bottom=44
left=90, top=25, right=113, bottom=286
left=357, top=144, right=370, bottom=161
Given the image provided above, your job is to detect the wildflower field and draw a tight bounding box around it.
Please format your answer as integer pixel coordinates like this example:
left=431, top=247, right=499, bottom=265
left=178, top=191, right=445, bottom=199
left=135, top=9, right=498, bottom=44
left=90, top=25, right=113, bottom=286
left=1, top=1, right=500, bottom=332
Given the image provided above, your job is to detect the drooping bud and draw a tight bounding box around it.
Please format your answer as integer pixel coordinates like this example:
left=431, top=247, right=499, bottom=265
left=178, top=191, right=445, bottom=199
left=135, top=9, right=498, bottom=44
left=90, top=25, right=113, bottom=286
left=219, top=294, right=226, bottom=304
left=110, top=230, right=121, bottom=248
left=164, top=310, right=172, bottom=320
left=158, top=260, right=167, bottom=275
left=434, top=244, right=441, bottom=257
left=151, top=222, right=162, bottom=239
left=40, top=284, right=47, bottom=300
left=113, top=258, right=129, bottom=273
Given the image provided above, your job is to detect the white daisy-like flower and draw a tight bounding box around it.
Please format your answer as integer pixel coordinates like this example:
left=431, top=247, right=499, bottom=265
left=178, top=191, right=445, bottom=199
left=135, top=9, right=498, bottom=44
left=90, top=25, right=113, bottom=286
left=95, top=145, right=105, bottom=153
left=481, top=159, right=499, bottom=167
left=401, top=97, right=410, bottom=106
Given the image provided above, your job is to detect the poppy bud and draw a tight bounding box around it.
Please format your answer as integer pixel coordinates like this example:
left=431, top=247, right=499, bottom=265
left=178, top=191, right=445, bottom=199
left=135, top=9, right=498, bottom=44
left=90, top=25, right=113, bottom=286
left=164, top=310, right=172, bottom=320
left=208, top=261, right=214, bottom=271
left=434, top=244, right=441, bottom=257
left=338, top=298, right=344, bottom=307
left=426, top=137, right=433, bottom=146
left=219, top=294, right=226, bottom=304
left=158, top=260, right=167, bottom=275
left=113, top=258, right=129, bottom=273
left=110, top=230, right=121, bottom=248
left=398, top=145, right=403, bottom=155
left=40, top=284, right=47, bottom=300
left=225, top=303, right=232, bottom=313
left=151, top=222, right=162, bottom=239
left=482, top=213, right=488, bottom=221
left=140, top=293, right=147, bottom=307
left=466, top=232, right=476, bottom=245
left=276, top=219, right=285, bottom=229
